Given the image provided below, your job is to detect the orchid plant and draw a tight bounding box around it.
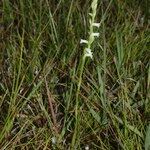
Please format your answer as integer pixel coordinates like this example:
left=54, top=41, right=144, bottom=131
left=72, top=0, right=100, bottom=148
left=81, top=2, right=100, bottom=59
left=77, top=0, right=100, bottom=93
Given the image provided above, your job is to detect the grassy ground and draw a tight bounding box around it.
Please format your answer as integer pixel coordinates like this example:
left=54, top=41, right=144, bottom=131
left=0, top=0, right=150, bottom=149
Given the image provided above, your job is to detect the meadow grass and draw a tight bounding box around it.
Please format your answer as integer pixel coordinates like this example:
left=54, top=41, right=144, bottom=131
left=0, top=0, right=150, bottom=149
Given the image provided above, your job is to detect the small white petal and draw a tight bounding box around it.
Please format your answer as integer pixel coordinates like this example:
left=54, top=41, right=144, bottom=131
left=80, top=39, right=88, bottom=44
left=85, top=145, right=90, bottom=150
left=88, top=13, right=92, bottom=17
left=19, top=88, right=24, bottom=94
left=91, top=32, right=100, bottom=37
left=92, top=23, right=100, bottom=28
left=51, top=137, right=56, bottom=144
left=85, top=48, right=91, bottom=52
left=34, top=70, right=39, bottom=75
left=84, top=48, right=93, bottom=59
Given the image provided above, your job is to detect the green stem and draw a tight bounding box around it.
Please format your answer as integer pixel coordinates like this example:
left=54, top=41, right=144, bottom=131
left=71, top=56, right=86, bottom=148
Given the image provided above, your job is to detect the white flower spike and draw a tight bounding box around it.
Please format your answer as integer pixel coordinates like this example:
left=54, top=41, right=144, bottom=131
left=80, top=39, right=88, bottom=44
left=91, top=32, right=100, bottom=37
left=84, top=48, right=93, bottom=59
left=92, top=23, right=100, bottom=28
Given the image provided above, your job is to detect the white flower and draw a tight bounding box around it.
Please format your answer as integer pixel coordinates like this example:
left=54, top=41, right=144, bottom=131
left=51, top=137, right=56, bottom=144
left=92, top=23, right=100, bottom=28
left=80, top=39, right=88, bottom=44
left=84, top=48, right=93, bottom=59
left=88, top=13, right=92, bottom=17
left=85, top=145, right=90, bottom=150
left=91, top=32, right=100, bottom=37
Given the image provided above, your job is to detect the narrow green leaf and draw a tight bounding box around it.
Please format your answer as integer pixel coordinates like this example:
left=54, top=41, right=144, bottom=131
left=145, top=124, right=150, bottom=150
left=114, top=115, right=143, bottom=138
left=87, top=105, right=101, bottom=124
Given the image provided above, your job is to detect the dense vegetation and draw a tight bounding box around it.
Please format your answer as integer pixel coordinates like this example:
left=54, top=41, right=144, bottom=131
left=0, top=0, right=149, bottom=149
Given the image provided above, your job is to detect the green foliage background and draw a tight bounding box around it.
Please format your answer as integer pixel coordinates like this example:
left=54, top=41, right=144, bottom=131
left=0, top=0, right=149, bottom=149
